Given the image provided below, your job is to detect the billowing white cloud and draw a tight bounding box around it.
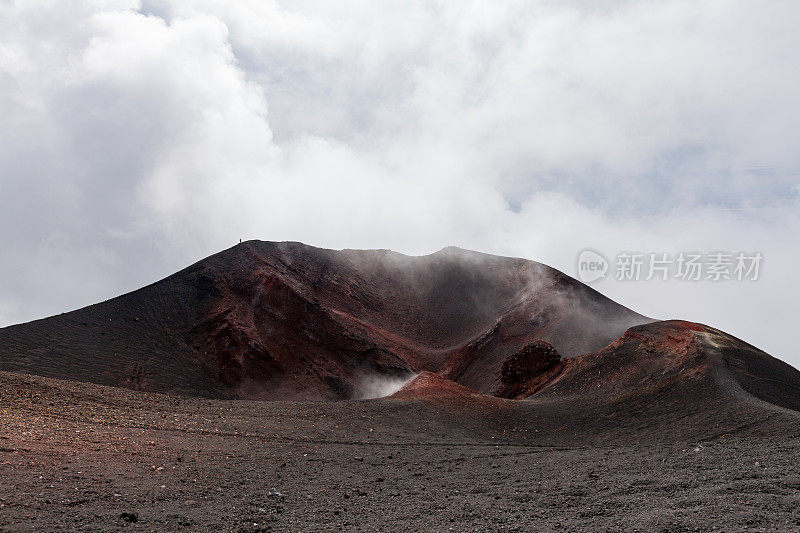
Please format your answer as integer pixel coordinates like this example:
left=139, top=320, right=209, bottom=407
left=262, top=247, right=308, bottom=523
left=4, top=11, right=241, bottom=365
left=0, top=1, right=798, bottom=365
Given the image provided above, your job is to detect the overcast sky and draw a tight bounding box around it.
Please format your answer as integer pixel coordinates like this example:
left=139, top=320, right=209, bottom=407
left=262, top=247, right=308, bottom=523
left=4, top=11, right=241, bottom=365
left=1, top=1, right=799, bottom=366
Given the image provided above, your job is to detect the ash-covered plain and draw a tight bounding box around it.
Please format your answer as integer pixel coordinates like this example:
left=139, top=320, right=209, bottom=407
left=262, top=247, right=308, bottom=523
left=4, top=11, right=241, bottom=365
left=1, top=241, right=799, bottom=531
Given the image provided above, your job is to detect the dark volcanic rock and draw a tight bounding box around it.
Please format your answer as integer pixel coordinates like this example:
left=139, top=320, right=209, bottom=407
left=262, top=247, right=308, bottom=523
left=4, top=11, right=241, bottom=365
left=501, top=340, right=561, bottom=383
left=494, top=341, right=562, bottom=399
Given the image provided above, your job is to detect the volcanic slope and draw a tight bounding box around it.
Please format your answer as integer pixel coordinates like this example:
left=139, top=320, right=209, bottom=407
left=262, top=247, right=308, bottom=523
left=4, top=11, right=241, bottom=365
left=510, top=320, right=800, bottom=443
left=0, top=241, right=647, bottom=400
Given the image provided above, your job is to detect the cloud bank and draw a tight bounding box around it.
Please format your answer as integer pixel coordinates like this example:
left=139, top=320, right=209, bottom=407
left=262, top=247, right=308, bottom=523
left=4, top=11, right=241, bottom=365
left=1, top=1, right=798, bottom=365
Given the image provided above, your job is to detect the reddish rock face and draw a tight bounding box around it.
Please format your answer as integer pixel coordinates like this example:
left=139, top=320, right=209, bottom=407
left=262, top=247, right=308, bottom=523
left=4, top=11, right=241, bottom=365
left=390, top=371, right=509, bottom=409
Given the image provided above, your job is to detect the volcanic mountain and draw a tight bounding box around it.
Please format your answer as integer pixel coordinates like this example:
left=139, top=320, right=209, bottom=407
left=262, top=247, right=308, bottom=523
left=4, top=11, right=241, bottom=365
left=0, top=240, right=798, bottom=417
left=0, top=241, right=647, bottom=400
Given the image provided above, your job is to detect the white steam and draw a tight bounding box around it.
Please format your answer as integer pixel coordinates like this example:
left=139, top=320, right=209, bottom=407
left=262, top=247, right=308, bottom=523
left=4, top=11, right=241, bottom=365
left=357, top=373, right=418, bottom=399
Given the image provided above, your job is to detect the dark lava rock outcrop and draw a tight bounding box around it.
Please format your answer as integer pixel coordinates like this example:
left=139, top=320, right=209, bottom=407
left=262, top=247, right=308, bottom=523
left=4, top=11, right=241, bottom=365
left=494, top=340, right=562, bottom=399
